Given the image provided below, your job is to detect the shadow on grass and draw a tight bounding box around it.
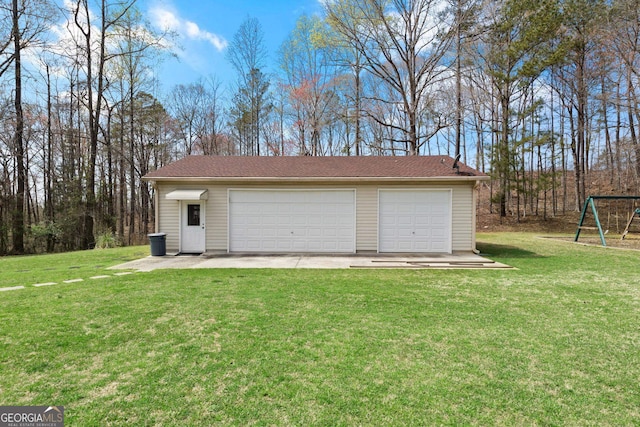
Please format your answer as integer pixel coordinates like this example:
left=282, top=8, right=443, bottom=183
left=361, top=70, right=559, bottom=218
left=476, top=242, right=544, bottom=259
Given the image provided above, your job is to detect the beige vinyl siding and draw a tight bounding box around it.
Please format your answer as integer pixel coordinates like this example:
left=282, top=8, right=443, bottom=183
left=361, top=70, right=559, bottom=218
left=355, top=186, right=379, bottom=252
left=156, top=180, right=478, bottom=253
left=451, top=185, right=474, bottom=251
left=207, top=186, right=227, bottom=251
left=157, top=185, right=181, bottom=252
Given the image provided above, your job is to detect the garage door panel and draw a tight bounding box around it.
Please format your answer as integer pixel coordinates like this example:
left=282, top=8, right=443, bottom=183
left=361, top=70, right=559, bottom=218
left=292, top=204, right=308, bottom=215
left=308, top=216, right=322, bottom=225
left=415, top=216, right=429, bottom=226
left=262, top=217, right=277, bottom=226
left=279, top=203, right=292, bottom=213
left=338, top=242, right=352, bottom=251
left=379, top=190, right=452, bottom=253
left=260, top=205, right=277, bottom=215
left=277, top=217, right=291, bottom=226
left=262, top=229, right=277, bottom=238
left=292, top=241, right=308, bottom=251
left=246, top=228, right=262, bottom=238
left=414, top=229, right=429, bottom=238
left=324, top=228, right=338, bottom=238
left=262, top=241, right=277, bottom=251
left=322, top=216, right=337, bottom=226
left=338, top=217, right=353, bottom=227
left=230, top=190, right=355, bottom=253
left=308, top=228, right=322, bottom=238
left=245, top=217, right=261, bottom=226
left=277, top=229, right=291, bottom=238
left=431, top=242, right=448, bottom=252
left=414, top=241, right=429, bottom=251
left=397, top=216, right=413, bottom=226
left=245, top=240, right=262, bottom=251
left=307, top=241, right=323, bottom=251
left=323, top=205, right=340, bottom=215
left=323, top=242, right=338, bottom=251
left=432, top=228, right=448, bottom=238
left=432, top=217, right=448, bottom=227
left=292, top=227, right=307, bottom=236
left=397, top=228, right=414, bottom=238
left=291, top=216, right=308, bottom=226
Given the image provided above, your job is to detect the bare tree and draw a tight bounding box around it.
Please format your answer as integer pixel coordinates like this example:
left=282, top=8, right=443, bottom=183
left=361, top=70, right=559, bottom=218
left=168, top=81, right=208, bottom=155
left=198, top=76, right=228, bottom=155
left=70, top=0, right=138, bottom=248
left=11, top=0, right=26, bottom=253
left=279, top=14, right=341, bottom=155
left=2, top=0, right=57, bottom=253
left=324, top=0, right=367, bottom=155
left=609, top=0, right=640, bottom=180
left=556, top=0, right=607, bottom=209
left=226, top=17, right=270, bottom=155
left=326, top=0, right=454, bottom=155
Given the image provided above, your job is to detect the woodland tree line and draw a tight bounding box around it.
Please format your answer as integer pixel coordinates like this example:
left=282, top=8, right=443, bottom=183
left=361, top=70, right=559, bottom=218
left=1, top=0, right=640, bottom=254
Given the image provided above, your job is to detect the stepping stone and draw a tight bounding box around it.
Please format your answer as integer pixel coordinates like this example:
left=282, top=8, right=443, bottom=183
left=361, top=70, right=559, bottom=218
left=113, top=272, right=133, bottom=276
left=63, top=278, right=84, bottom=283
left=0, top=286, right=25, bottom=292
left=90, top=275, right=110, bottom=280
left=33, top=282, right=57, bottom=287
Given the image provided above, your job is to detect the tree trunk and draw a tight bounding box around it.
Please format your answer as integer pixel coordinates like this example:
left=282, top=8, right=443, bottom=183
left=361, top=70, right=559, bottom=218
left=576, top=44, right=587, bottom=208
left=12, top=0, right=25, bottom=254
left=455, top=0, right=462, bottom=159
left=500, top=91, right=510, bottom=218
left=45, top=64, right=55, bottom=252
left=627, top=73, right=640, bottom=179
left=354, top=63, right=362, bottom=156
left=129, top=72, right=136, bottom=244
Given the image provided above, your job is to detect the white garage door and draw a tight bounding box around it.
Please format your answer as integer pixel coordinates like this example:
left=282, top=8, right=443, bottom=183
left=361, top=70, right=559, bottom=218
left=229, top=190, right=355, bottom=253
left=379, top=190, right=452, bottom=253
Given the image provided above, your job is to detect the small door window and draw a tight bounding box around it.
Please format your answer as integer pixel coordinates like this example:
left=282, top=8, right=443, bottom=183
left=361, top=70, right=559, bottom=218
left=187, top=204, right=200, bottom=226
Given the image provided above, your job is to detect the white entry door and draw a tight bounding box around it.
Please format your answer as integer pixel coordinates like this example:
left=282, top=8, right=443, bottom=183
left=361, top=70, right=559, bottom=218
left=229, top=190, right=355, bottom=253
left=180, top=201, right=206, bottom=253
left=379, top=190, right=452, bottom=253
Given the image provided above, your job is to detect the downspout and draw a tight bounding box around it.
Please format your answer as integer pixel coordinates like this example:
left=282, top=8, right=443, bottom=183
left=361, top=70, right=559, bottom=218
left=152, top=181, right=159, bottom=233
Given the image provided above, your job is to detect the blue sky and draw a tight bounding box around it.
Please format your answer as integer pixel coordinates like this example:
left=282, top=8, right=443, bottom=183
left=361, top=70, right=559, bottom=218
left=143, top=0, right=323, bottom=93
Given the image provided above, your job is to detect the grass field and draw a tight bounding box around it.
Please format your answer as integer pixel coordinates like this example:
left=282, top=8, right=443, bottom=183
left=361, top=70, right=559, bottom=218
left=1, top=233, right=639, bottom=425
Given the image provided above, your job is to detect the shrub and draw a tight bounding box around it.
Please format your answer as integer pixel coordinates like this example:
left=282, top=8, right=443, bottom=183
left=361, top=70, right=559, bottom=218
left=94, top=232, right=121, bottom=249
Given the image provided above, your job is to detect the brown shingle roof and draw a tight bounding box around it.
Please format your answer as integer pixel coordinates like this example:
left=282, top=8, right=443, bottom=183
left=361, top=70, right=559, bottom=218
left=143, top=155, right=487, bottom=181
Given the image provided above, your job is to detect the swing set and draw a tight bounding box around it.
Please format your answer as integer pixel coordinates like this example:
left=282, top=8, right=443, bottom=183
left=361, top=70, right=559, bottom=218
left=574, top=196, right=640, bottom=246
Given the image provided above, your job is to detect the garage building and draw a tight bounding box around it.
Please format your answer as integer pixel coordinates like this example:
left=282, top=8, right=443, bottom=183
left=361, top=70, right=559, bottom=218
left=143, top=156, right=488, bottom=254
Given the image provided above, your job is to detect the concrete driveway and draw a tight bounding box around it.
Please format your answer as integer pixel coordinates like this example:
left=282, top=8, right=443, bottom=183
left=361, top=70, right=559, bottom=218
left=111, top=252, right=511, bottom=271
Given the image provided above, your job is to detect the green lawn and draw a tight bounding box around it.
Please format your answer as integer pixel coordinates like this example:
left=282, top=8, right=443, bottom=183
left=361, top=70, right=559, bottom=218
left=1, top=233, right=639, bottom=425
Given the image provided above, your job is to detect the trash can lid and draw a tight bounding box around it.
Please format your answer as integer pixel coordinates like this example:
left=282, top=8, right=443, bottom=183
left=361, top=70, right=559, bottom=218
left=148, top=232, right=167, bottom=237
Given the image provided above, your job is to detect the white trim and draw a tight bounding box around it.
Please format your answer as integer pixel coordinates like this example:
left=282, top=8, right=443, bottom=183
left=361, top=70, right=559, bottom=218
left=166, top=189, right=208, bottom=200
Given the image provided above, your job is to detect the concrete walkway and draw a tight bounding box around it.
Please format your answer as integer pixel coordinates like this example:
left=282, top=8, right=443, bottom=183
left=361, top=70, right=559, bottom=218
left=110, top=252, right=511, bottom=271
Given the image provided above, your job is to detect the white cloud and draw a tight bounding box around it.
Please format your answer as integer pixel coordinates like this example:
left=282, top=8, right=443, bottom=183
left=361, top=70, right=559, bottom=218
left=185, top=21, right=200, bottom=38
left=149, top=5, right=228, bottom=52
left=152, top=7, right=181, bottom=32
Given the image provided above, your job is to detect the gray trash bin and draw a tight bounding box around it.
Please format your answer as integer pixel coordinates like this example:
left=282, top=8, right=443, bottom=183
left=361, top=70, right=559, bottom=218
left=148, top=233, right=167, bottom=256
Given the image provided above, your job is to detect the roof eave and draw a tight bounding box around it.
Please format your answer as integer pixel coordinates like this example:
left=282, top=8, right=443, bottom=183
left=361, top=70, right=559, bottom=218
left=142, top=175, right=490, bottom=183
